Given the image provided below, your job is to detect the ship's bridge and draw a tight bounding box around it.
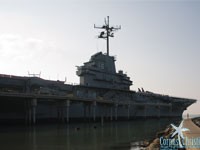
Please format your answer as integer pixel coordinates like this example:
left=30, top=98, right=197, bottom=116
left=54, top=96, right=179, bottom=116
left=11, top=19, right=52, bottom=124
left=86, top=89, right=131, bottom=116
left=76, top=52, right=133, bottom=90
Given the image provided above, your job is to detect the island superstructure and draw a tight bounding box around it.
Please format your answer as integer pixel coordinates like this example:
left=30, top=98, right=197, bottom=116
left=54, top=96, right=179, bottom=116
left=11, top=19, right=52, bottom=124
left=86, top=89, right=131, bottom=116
left=0, top=17, right=196, bottom=124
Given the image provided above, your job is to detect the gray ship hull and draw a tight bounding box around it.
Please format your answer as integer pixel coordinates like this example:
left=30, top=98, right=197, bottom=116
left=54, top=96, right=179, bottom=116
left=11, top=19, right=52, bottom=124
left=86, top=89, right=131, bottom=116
left=0, top=75, right=195, bottom=124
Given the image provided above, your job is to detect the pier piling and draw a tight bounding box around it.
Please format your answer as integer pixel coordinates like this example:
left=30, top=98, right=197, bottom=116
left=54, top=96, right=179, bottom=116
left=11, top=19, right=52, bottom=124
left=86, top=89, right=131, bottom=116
left=93, top=101, right=96, bottom=122
left=31, top=99, right=37, bottom=125
left=110, top=107, right=113, bottom=121
left=115, top=104, right=118, bottom=121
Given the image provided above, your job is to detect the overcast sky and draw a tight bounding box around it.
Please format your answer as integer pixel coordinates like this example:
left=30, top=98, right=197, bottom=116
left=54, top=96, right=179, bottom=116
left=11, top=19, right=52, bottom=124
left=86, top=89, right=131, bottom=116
left=0, top=0, right=199, bottom=115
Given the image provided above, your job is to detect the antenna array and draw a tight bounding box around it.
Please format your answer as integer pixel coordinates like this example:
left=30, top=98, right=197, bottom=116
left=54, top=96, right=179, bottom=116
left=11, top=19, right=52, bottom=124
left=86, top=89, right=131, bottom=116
left=94, top=16, right=121, bottom=56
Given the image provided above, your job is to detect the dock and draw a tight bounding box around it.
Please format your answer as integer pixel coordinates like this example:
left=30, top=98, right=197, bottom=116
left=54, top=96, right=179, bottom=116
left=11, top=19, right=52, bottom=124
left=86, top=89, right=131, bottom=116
left=0, top=91, right=174, bottom=125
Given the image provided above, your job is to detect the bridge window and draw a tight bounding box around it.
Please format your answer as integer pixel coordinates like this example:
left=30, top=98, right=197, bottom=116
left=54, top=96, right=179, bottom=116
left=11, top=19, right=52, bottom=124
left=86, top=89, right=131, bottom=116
left=99, top=62, right=104, bottom=69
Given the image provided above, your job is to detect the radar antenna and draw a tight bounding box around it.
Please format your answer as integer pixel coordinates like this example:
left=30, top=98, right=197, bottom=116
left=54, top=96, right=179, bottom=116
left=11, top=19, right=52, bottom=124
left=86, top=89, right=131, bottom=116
left=94, top=16, right=121, bottom=56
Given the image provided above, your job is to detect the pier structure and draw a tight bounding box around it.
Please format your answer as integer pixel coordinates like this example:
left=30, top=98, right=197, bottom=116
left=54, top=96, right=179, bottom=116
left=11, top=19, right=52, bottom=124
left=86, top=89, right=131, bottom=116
left=26, top=98, right=37, bottom=125
left=0, top=90, right=178, bottom=125
left=183, top=119, right=200, bottom=150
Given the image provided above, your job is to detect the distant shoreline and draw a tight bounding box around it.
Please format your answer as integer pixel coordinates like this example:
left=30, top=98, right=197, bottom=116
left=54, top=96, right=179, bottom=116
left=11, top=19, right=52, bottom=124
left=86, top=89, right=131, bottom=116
left=192, top=117, right=200, bottom=127
left=182, top=114, right=200, bottom=119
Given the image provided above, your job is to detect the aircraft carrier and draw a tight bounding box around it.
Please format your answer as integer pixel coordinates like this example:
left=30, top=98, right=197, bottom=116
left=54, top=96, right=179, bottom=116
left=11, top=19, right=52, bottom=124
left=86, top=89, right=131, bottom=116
left=0, top=17, right=196, bottom=124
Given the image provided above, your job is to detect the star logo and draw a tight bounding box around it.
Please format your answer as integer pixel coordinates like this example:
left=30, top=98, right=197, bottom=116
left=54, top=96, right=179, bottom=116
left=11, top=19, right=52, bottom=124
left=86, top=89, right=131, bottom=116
left=171, top=121, right=190, bottom=148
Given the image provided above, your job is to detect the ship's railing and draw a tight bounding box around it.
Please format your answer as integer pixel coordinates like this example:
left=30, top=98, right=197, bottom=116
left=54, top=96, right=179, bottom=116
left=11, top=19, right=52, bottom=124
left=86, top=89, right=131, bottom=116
left=65, top=82, right=79, bottom=85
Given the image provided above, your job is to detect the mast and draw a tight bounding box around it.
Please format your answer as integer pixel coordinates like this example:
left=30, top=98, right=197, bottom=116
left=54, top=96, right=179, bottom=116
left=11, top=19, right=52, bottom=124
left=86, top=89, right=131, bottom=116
left=94, top=16, right=121, bottom=56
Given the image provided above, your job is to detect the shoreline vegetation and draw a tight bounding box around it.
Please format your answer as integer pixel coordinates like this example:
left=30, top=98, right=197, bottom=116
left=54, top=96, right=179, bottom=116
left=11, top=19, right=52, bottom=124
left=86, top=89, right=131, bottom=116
left=138, top=117, right=200, bottom=150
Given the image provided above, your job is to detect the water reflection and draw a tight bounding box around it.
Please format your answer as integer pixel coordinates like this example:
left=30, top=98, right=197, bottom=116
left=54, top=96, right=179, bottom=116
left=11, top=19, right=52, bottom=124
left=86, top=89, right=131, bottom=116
left=0, top=118, right=181, bottom=150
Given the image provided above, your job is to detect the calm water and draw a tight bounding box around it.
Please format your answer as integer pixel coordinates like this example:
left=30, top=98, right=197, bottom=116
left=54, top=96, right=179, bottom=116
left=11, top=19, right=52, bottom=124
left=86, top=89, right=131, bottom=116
left=0, top=119, right=181, bottom=150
